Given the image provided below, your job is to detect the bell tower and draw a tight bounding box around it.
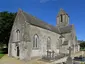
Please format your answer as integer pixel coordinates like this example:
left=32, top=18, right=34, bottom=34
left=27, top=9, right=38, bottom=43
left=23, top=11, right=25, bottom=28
left=57, top=9, right=69, bottom=27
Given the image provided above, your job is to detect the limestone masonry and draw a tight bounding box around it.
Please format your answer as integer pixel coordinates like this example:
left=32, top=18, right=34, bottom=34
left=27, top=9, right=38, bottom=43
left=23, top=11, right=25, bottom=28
left=8, top=8, right=80, bottom=61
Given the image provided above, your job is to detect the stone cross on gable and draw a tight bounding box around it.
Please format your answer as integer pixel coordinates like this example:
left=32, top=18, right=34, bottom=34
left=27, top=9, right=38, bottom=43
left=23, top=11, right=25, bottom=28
left=68, top=47, right=72, bottom=57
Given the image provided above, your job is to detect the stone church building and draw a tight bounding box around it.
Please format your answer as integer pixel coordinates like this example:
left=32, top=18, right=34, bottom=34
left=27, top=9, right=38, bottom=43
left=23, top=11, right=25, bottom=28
left=8, top=9, right=80, bottom=60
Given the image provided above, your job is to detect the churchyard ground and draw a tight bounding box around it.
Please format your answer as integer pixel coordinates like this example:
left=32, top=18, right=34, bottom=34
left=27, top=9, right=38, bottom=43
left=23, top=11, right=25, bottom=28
left=0, top=54, right=50, bottom=64
left=0, top=51, right=85, bottom=64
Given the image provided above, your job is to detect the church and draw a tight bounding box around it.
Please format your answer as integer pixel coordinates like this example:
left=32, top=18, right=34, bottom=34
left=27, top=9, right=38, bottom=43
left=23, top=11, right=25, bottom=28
left=8, top=8, right=80, bottom=61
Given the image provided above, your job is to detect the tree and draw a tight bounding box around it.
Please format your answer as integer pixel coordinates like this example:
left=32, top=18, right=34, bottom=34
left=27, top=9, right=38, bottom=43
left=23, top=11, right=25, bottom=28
left=0, top=11, right=16, bottom=48
left=80, top=41, right=85, bottom=50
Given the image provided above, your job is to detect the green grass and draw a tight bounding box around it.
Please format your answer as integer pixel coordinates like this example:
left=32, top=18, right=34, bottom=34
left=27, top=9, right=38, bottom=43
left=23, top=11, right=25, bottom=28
left=80, top=62, right=85, bottom=64
left=80, top=48, right=85, bottom=51
left=0, top=54, right=5, bottom=59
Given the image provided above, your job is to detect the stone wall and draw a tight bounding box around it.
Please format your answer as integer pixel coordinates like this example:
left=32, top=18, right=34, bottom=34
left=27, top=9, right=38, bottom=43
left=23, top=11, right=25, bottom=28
left=8, top=10, right=32, bottom=60
left=29, top=25, right=60, bottom=58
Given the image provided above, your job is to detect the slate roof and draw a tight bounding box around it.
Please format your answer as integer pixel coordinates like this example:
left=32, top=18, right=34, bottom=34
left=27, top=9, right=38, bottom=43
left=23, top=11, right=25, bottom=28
left=78, top=40, right=85, bottom=43
left=22, top=11, right=73, bottom=34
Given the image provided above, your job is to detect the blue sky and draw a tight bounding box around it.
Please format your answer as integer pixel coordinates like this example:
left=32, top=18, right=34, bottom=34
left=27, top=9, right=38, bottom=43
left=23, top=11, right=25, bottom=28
left=0, top=0, right=85, bottom=40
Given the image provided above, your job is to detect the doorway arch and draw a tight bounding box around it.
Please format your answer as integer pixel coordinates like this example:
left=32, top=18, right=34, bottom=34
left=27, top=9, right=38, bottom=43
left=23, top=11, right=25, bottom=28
left=17, top=46, right=19, bottom=57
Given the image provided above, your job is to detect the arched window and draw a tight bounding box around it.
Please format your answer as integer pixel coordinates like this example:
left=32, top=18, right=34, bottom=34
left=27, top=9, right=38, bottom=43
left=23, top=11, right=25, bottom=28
left=33, top=34, right=39, bottom=49
left=16, top=29, right=20, bottom=42
left=47, top=37, right=51, bottom=50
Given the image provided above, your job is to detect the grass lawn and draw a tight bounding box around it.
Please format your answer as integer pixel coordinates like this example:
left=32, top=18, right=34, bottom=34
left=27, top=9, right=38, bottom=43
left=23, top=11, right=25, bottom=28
left=0, top=54, right=5, bottom=59
left=80, top=49, right=85, bottom=51
left=0, top=48, right=7, bottom=59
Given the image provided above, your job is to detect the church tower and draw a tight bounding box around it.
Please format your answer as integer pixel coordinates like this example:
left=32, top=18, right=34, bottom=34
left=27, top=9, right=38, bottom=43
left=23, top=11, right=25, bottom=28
left=57, top=9, right=69, bottom=27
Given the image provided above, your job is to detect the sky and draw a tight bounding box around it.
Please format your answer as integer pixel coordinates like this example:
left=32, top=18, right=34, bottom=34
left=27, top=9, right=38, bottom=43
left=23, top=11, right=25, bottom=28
left=0, top=0, right=85, bottom=40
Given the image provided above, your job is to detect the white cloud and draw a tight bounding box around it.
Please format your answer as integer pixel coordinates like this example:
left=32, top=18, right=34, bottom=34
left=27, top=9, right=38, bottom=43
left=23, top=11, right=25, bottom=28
left=40, top=0, right=49, bottom=3
left=40, top=0, right=57, bottom=3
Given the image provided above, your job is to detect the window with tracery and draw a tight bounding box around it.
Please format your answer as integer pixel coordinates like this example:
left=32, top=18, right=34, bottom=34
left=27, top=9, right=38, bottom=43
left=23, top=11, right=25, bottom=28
left=47, top=37, right=51, bottom=50
left=16, top=29, right=20, bottom=42
left=33, top=34, right=39, bottom=49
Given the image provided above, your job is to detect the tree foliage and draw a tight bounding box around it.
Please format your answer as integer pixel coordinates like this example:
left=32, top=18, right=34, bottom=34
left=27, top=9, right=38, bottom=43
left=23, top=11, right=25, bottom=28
left=0, top=11, right=16, bottom=47
left=80, top=41, right=85, bottom=49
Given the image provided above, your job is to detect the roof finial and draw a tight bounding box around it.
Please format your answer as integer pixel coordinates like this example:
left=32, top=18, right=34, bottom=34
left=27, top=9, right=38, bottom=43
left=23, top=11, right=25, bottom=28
left=18, top=8, right=23, bottom=12
left=60, top=8, right=63, bottom=11
left=57, top=8, right=68, bottom=17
